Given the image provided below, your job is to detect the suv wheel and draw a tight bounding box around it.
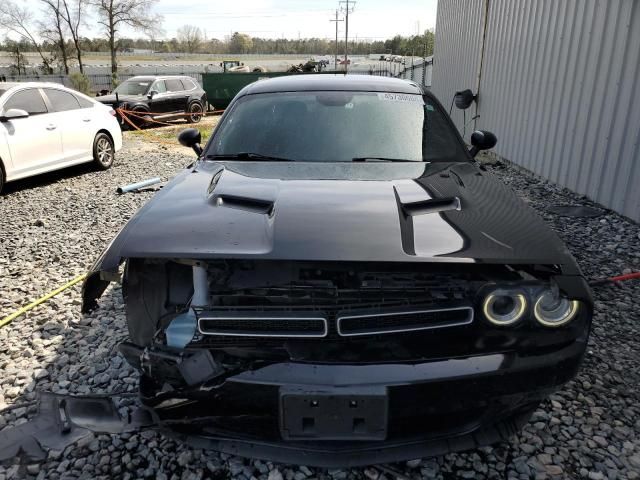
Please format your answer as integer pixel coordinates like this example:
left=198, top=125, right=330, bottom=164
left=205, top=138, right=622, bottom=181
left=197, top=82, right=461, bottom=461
left=187, top=102, right=203, bottom=124
left=93, top=133, right=114, bottom=170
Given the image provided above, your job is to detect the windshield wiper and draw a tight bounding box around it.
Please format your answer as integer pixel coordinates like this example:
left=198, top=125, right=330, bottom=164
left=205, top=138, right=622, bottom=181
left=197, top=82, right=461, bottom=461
left=352, top=157, right=415, bottom=162
left=205, top=153, right=293, bottom=162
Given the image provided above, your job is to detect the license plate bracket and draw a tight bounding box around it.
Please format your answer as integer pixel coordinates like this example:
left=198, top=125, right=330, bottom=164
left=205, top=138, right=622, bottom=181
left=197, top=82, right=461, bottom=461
left=279, top=386, right=388, bottom=440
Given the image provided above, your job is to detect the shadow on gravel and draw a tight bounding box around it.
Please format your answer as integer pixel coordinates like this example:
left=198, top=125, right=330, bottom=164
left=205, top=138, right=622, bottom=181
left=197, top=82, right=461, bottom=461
left=1, top=163, right=97, bottom=196
left=1, top=161, right=639, bottom=480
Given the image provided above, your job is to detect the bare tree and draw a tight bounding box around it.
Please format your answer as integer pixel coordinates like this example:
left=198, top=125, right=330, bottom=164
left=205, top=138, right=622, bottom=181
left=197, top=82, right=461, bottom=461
left=0, top=0, right=54, bottom=73
left=91, top=0, right=161, bottom=74
left=39, top=0, right=70, bottom=74
left=4, top=38, right=28, bottom=75
left=177, top=24, right=202, bottom=53
left=40, top=0, right=87, bottom=73
left=62, top=0, right=86, bottom=73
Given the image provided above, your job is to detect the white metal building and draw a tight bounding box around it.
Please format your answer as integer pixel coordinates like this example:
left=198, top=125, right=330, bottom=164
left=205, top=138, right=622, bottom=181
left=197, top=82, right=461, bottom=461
left=431, top=0, right=640, bottom=222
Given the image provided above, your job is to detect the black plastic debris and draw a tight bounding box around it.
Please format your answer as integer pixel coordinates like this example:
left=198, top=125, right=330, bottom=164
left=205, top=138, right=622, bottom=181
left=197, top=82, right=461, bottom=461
left=0, top=392, right=152, bottom=461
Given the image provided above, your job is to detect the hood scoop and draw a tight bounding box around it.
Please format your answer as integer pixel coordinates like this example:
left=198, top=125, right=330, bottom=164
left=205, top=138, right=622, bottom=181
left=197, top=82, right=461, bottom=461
left=393, top=181, right=461, bottom=216
left=393, top=181, right=465, bottom=257
left=401, top=196, right=461, bottom=216
left=209, top=168, right=279, bottom=215
left=215, top=194, right=274, bottom=215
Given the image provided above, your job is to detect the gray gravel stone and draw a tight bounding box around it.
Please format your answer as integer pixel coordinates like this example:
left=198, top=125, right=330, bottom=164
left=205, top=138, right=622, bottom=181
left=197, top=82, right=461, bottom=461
left=0, top=137, right=639, bottom=480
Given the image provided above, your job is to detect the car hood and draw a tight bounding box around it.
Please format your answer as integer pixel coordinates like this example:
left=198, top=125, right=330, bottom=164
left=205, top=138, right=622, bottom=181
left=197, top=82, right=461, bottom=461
left=95, top=160, right=576, bottom=270
left=96, top=94, right=144, bottom=104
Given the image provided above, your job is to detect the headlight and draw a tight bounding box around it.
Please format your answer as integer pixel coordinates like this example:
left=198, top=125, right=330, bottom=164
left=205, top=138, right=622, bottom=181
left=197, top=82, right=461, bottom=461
left=533, top=290, right=580, bottom=327
left=482, top=290, right=527, bottom=326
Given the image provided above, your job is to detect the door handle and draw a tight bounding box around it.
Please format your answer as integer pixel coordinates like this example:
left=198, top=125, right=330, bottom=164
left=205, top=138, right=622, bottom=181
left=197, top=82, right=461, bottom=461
left=46, top=125, right=57, bottom=130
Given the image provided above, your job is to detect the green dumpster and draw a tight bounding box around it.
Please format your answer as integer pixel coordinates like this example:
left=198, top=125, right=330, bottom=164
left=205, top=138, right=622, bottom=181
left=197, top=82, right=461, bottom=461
left=203, top=71, right=341, bottom=110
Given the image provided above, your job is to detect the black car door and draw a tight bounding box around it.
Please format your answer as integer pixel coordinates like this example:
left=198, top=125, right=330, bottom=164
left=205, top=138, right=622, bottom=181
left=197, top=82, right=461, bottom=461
left=147, top=80, right=170, bottom=113
left=164, top=79, right=188, bottom=112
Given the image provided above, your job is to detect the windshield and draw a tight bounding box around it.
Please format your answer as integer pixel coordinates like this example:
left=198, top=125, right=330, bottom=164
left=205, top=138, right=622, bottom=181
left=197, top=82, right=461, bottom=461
left=208, top=91, right=468, bottom=162
left=113, top=80, right=152, bottom=96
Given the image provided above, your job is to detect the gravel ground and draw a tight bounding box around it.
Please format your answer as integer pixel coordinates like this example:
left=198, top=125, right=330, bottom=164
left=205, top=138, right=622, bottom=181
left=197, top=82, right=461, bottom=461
left=0, top=136, right=639, bottom=480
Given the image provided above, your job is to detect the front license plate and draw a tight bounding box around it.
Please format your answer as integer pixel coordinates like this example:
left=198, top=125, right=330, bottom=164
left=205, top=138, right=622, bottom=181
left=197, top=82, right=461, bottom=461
left=279, top=386, right=388, bottom=440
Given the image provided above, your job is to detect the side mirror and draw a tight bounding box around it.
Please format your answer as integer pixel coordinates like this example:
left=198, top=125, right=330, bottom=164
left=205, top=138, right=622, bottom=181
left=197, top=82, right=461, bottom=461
left=0, top=108, right=29, bottom=122
left=147, top=90, right=158, bottom=99
left=454, top=89, right=476, bottom=110
left=469, top=130, right=497, bottom=157
left=178, top=128, right=203, bottom=156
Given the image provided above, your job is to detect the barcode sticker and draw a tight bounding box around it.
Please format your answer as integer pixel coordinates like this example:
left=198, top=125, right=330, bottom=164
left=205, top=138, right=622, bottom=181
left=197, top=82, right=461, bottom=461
left=377, top=93, right=425, bottom=104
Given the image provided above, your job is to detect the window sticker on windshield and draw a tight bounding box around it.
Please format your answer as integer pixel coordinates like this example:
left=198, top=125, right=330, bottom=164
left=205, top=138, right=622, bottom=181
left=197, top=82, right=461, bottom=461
left=426, top=104, right=435, bottom=111
left=378, top=93, right=425, bottom=104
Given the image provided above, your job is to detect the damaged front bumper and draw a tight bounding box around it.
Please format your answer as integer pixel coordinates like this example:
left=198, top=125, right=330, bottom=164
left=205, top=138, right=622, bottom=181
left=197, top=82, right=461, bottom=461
left=1, top=338, right=584, bottom=466
left=139, top=340, right=585, bottom=467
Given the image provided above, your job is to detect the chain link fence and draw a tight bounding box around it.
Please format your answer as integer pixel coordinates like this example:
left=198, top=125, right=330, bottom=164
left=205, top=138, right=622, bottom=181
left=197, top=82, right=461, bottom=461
left=0, top=72, right=205, bottom=94
left=364, top=56, right=432, bottom=89
left=397, top=56, right=433, bottom=89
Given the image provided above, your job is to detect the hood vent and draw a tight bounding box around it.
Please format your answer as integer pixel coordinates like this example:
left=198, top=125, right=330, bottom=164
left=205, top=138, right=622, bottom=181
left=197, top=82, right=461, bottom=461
left=400, top=196, right=461, bottom=216
left=215, top=194, right=274, bottom=215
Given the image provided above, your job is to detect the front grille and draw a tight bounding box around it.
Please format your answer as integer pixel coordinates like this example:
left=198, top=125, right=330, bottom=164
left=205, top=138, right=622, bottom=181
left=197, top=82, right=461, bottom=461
left=198, top=313, right=327, bottom=338
left=195, top=269, right=482, bottom=342
left=206, top=273, right=474, bottom=314
left=337, top=307, right=474, bottom=336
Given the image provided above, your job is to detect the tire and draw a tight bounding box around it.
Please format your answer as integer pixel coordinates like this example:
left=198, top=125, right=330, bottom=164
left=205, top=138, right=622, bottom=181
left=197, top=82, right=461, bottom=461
left=93, top=133, right=115, bottom=170
left=131, top=107, right=150, bottom=128
left=186, top=101, right=203, bottom=124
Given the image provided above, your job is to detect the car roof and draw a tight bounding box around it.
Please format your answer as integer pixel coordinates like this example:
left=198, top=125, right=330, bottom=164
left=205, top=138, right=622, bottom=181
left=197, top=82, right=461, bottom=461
left=127, top=75, right=195, bottom=81
left=241, top=74, right=423, bottom=95
left=0, top=82, right=81, bottom=93
left=0, top=82, right=71, bottom=89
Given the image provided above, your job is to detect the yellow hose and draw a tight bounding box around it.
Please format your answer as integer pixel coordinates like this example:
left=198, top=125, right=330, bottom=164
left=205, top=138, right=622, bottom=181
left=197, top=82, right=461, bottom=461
left=0, top=273, right=87, bottom=329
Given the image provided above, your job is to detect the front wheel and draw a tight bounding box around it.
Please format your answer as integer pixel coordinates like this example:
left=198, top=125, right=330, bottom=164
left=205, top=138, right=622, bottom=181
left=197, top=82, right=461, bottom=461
left=93, top=133, right=114, bottom=170
left=186, top=102, right=203, bottom=124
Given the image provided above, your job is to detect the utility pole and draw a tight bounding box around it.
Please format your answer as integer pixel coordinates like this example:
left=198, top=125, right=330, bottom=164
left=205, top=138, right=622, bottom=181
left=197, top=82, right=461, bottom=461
left=339, top=0, right=355, bottom=72
left=329, top=10, right=344, bottom=70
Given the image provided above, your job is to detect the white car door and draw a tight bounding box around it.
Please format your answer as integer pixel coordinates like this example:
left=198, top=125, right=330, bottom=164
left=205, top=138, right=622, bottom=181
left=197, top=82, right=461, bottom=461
left=0, top=88, right=64, bottom=181
left=42, top=88, right=94, bottom=162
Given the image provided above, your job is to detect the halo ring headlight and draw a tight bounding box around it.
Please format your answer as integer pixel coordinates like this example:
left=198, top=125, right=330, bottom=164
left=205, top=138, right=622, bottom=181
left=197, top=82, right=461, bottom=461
left=534, top=290, right=579, bottom=327
left=482, top=291, right=527, bottom=326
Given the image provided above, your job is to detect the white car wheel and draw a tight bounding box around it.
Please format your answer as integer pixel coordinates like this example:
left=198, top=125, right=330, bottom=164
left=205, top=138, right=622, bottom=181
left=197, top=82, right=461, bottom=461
left=93, top=133, right=114, bottom=170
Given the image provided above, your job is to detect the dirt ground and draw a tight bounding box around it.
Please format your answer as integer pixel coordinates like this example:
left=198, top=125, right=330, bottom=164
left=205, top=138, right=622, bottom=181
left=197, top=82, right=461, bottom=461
left=126, top=114, right=221, bottom=155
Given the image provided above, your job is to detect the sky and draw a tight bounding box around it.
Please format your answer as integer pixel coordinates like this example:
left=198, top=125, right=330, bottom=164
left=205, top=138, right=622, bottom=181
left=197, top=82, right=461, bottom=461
left=21, top=0, right=437, bottom=41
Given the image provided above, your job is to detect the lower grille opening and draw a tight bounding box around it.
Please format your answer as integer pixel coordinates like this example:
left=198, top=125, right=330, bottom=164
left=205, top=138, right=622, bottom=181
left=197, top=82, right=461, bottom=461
left=198, top=313, right=328, bottom=338
left=337, top=307, right=473, bottom=336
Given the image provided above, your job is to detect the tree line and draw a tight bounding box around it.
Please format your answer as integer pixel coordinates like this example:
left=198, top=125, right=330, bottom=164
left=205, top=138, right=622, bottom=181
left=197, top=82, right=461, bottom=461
left=0, top=0, right=160, bottom=76
left=0, top=0, right=434, bottom=76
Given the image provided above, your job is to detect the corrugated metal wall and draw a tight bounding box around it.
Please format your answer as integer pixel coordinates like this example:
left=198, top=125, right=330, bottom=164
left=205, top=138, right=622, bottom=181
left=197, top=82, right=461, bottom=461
left=431, top=0, right=486, bottom=139
left=432, top=0, right=640, bottom=222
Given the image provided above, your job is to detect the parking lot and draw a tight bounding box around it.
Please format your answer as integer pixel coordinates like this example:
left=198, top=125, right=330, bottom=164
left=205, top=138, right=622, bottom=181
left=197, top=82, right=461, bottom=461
left=0, top=126, right=638, bottom=480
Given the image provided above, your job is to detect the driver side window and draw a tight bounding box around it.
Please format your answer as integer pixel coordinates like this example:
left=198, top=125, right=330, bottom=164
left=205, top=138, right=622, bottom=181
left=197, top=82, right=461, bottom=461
left=152, top=80, right=167, bottom=94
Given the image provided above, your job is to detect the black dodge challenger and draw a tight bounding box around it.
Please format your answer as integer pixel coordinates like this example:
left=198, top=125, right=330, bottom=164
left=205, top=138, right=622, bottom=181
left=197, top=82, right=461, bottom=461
left=82, top=75, right=592, bottom=466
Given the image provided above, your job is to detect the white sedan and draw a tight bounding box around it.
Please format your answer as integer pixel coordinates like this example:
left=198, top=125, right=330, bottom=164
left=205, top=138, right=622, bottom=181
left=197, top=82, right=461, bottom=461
left=0, top=82, right=122, bottom=192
